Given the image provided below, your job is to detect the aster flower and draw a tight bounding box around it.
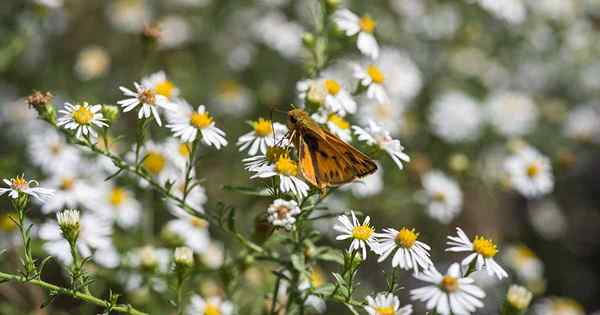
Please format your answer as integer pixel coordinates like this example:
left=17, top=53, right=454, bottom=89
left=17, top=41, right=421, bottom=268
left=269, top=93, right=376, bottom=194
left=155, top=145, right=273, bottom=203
left=504, top=146, right=553, bottom=198
left=267, top=199, right=301, bottom=231
left=502, top=244, right=544, bottom=283
left=166, top=104, right=228, bottom=149
left=57, top=102, right=107, bottom=139
left=353, top=120, right=410, bottom=170
left=410, top=263, right=486, bottom=315
left=312, top=111, right=352, bottom=142
left=187, top=295, right=234, bottom=315
left=118, top=82, right=171, bottom=126
left=416, top=170, right=462, bottom=224
left=446, top=227, right=508, bottom=279
left=333, top=9, right=379, bottom=59
left=0, top=175, right=54, bottom=202
left=429, top=91, right=483, bottom=143
left=364, top=292, right=413, bottom=315
left=164, top=212, right=211, bottom=254
left=250, top=154, right=309, bottom=198
left=40, top=174, right=94, bottom=213
left=333, top=210, right=378, bottom=259
left=321, top=78, right=357, bottom=115
left=353, top=63, right=388, bottom=103
left=94, top=184, right=142, bottom=228
left=141, top=70, right=179, bottom=100
left=242, top=146, right=289, bottom=173
left=485, top=91, right=538, bottom=137
left=237, top=118, right=288, bottom=155
left=375, top=227, right=433, bottom=273
left=28, top=128, right=81, bottom=175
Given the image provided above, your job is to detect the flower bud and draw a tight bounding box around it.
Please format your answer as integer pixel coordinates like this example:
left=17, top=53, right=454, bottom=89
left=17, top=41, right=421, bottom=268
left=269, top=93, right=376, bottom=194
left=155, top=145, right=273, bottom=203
left=449, top=153, right=469, bottom=172
left=57, top=209, right=80, bottom=242
left=505, top=285, right=533, bottom=313
left=325, top=0, right=342, bottom=10
left=306, top=81, right=327, bottom=106
left=101, top=105, right=119, bottom=124
left=302, top=32, right=316, bottom=48
left=174, top=246, right=194, bottom=268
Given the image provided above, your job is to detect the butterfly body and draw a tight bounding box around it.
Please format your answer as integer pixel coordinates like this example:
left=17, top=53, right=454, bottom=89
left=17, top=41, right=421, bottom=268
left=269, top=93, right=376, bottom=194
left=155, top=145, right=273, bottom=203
left=287, top=109, right=377, bottom=192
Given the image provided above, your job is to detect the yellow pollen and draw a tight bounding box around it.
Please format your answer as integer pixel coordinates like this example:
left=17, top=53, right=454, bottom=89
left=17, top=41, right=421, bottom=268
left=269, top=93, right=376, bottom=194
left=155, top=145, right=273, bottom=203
left=254, top=118, right=273, bottom=137
left=143, top=151, right=166, bottom=175
left=190, top=111, right=213, bottom=129
left=375, top=306, right=396, bottom=315
left=441, top=275, right=459, bottom=292
left=328, top=114, right=350, bottom=130
left=275, top=156, right=298, bottom=176
left=178, top=143, right=191, bottom=157
left=324, top=79, right=341, bottom=96
left=10, top=176, right=29, bottom=190
left=0, top=213, right=17, bottom=232
left=526, top=162, right=541, bottom=178
left=191, top=217, right=209, bottom=229
left=432, top=191, right=446, bottom=203
left=395, top=227, right=418, bottom=248
left=154, top=80, right=175, bottom=98
left=60, top=178, right=74, bottom=191
left=109, top=187, right=126, bottom=206
left=266, top=146, right=286, bottom=164
left=359, top=16, right=376, bottom=33
left=204, top=304, right=221, bottom=315
left=73, top=106, right=94, bottom=125
left=352, top=224, right=374, bottom=241
left=139, top=89, right=156, bottom=105
left=473, top=236, right=498, bottom=258
left=367, top=65, right=385, bottom=84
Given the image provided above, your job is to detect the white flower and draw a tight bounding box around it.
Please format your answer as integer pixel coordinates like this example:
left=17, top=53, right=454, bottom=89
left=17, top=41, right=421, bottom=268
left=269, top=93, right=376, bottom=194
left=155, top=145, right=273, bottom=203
left=410, top=263, right=486, bottom=315
left=40, top=174, right=94, bottom=213
left=353, top=63, right=388, bottom=103
left=502, top=244, right=544, bottom=282
left=105, top=0, right=151, bottom=33
left=417, top=170, right=462, bottom=224
left=364, top=292, right=413, bottom=315
left=164, top=212, right=211, bottom=254
left=378, top=48, right=422, bottom=103
left=528, top=199, right=566, bottom=240
left=174, top=246, right=194, bottom=267
left=157, top=16, right=191, bottom=49
left=134, top=140, right=180, bottom=185
left=563, top=103, right=600, bottom=143
left=199, top=242, right=225, bottom=269
left=237, top=118, right=288, bottom=155
left=28, top=128, right=81, bottom=175
left=250, top=155, right=309, bottom=198
left=429, top=91, right=483, bottom=143
left=486, top=91, right=538, bottom=137
left=251, top=11, right=303, bottom=60
left=333, top=210, right=378, bottom=259
left=118, top=82, right=171, bottom=126
left=353, top=120, right=410, bottom=170
left=333, top=9, right=379, bottom=59
left=533, top=297, right=585, bottom=315
left=357, top=98, right=405, bottom=136
left=0, top=175, right=55, bottom=202
left=57, top=102, right=107, bottom=139
left=446, top=227, right=508, bottom=279
left=506, top=285, right=533, bottom=311
left=123, top=246, right=171, bottom=291
left=267, top=199, right=301, bottom=231
left=212, top=80, right=254, bottom=117
left=375, top=227, right=433, bottom=273
left=94, top=185, right=142, bottom=228
left=504, top=146, right=553, bottom=198
left=141, top=71, right=179, bottom=100
left=322, top=78, right=357, bottom=115
left=311, top=111, right=352, bottom=142
left=187, top=295, right=234, bottom=315
left=167, top=104, right=228, bottom=149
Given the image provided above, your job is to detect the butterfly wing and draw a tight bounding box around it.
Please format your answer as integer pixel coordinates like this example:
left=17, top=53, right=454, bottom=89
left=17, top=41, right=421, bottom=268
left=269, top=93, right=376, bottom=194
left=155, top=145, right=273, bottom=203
left=297, top=133, right=319, bottom=188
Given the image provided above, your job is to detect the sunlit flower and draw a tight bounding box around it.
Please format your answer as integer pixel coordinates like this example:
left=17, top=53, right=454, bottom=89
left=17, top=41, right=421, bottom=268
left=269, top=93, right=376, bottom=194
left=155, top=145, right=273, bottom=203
left=250, top=154, right=309, bottom=198
left=333, top=9, right=379, bottom=59
left=0, top=175, right=55, bottom=202
left=353, top=120, right=410, bottom=170
left=446, top=227, right=508, bottom=279
left=378, top=47, right=423, bottom=104
left=187, top=295, right=234, bottom=315
left=353, top=63, right=388, bottom=103
left=533, top=297, right=585, bottom=315
left=429, top=91, right=483, bottom=143
left=375, top=227, right=433, bottom=273
left=504, top=146, right=553, bottom=198
left=410, top=263, right=486, bottom=315
left=237, top=118, right=288, bottom=155
left=94, top=184, right=142, bottom=228
left=141, top=71, right=179, bottom=100
left=57, top=102, right=107, bottom=139
left=167, top=104, right=228, bottom=149
left=416, top=170, right=462, bottom=224
left=118, top=82, right=171, bottom=126
left=364, top=292, right=413, bottom=315
left=134, top=141, right=180, bottom=185
left=476, top=0, right=526, bottom=25
left=486, top=91, right=538, bottom=137
left=322, top=78, right=357, bottom=115
left=199, top=242, right=225, bottom=269
left=124, top=246, right=171, bottom=292
left=267, top=199, right=301, bottom=231
left=40, top=174, right=94, bottom=213
left=242, top=146, right=288, bottom=173
left=334, top=210, right=378, bottom=259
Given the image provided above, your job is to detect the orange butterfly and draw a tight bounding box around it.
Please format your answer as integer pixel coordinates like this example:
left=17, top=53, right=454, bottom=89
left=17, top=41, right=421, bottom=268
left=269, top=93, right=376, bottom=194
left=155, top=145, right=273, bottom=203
left=286, top=108, right=377, bottom=193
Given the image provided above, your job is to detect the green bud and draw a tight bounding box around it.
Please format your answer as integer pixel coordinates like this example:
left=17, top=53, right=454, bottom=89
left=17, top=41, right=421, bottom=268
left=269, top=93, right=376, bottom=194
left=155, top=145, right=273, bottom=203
left=302, top=32, right=316, bottom=48
left=325, top=0, right=342, bottom=10
left=174, top=246, right=194, bottom=268
left=101, top=104, right=119, bottom=124
left=57, top=209, right=80, bottom=242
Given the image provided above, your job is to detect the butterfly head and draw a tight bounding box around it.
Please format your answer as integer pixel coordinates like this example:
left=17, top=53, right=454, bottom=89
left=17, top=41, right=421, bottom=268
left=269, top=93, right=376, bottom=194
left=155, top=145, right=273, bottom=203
left=287, top=108, right=311, bottom=130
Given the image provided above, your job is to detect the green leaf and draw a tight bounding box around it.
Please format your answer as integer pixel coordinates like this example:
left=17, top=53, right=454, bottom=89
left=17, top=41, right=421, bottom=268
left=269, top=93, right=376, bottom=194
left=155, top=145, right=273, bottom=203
left=312, top=283, right=336, bottom=295
left=291, top=254, right=305, bottom=272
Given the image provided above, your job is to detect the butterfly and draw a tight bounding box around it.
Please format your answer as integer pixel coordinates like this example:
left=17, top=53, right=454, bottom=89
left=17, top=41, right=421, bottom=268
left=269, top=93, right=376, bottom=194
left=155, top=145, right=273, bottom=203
left=286, top=108, right=377, bottom=193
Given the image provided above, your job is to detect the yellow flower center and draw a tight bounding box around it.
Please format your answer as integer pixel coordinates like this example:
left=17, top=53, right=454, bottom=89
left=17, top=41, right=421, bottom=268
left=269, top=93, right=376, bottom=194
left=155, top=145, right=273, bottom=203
left=191, top=217, right=209, bottom=229
left=154, top=80, right=175, bottom=98
left=143, top=151, right=166, bottom=175
left=0, top=213, right=17, bottom=232
left=375, top=306, right=396, bottom=315
left=179, top=143, right=191, bottom=157
left=139, top=89, right=156, bottom=105
left=440, top=275, right=459, bottom=292
left=352, top=224, right=374, bottom=241
left=60, top=178, right=75, bottom=191
left=359, top=16, right=376, bottom=33
left=367, top=65, right=385, bottom=84
left=395, top=227, right=418, bottom=248
left=432, top=191, right=447, bottom=203
left=473, top=236, right=498, bottom=258
left=73, top=106, right=94, bottom=125
left=109, top=187, right=126, bottom=206
left=266, top=146, right=287, bottom=164
left=10, top=176, right=29, bottom=191
left=254, top=118, right=273, bottom=137
left=204, top=304, right=221, bottom=315
left=275, top=156, right=298, bottom=176
left=328, top=114, right=350, bottom=130
left=526, top=162, right=541, bottom=178
left=324, top=79, right=341, bottom=96
left=515, top=245, right=536, bottom=265
left=190, top=111, right=213, bottom=129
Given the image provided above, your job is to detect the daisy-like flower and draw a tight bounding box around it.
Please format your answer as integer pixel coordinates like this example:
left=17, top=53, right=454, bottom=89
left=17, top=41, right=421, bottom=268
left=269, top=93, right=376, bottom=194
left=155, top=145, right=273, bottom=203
left=357, top=98, right=405, bottom=136
left=94, top=185, right=142, bottom=228
left=28, top=128, right=81, bottom=175
left=485, top=91, right=538, bottom=137
left=57, top=102, right=107, bottom=139
left=429, top=91, right=483, bottom=143
left=164, top=212, right=211, bottom=254
left=243, top=145, right=288, bottom=173
left=250, top=154, right=309, bottom=198
left=376, top=227, right=433, bottom=273
left=353, top=120, right=410, bottom=170
left=416, top=170, right=462, bottom=224
left=237, top=118, right=288, bottom=155
left=267, top=199, right=301, bottom=231
left=213, top=80, right=254, bottom=117
left=135, top=141, right=180, bottom=185
left=446, top=227, right=508, bottom=279
left=1, top=175, right=54, bottom=202
left=118, top=82, right=171, bottom=126
left=502, top=244, right=544, bottom=283
left=187, top=295, right=234, bottom=315
left=504, top=146, right=553, bottom=198
left=141, top=70, right=179, bottom=100
left=322, top=78, right=357, bottom=115
left=353, top=63, right=388, bottom=103
left=333, top=210, right=378, bottom=259
left=167, top=104, right=228, bottom=149
left=333, top=9, right=379, bottom=59
left=40, top=174, right=94, bottom=213
left=364, top=292, right=413, bottom=315
left=312, top=111, right=352, bottom=142
left=410, top=263, right=486, bottom=315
